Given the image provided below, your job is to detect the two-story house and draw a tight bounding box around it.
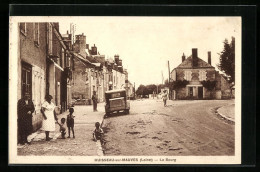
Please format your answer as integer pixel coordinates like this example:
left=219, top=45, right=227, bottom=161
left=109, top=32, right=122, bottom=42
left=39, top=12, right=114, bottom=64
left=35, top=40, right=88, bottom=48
left=170, top=48, right=231, bottom=100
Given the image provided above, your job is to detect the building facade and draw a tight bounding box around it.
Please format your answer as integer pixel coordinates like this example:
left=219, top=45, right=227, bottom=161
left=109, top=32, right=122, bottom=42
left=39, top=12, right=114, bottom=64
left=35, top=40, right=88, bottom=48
left=18, top=22, right=71, bottom=136
left=18, top=23, right=47, bottom=132
left=70, top=33, right=128, bottom=105
left=170, top=48, right=231, bottom=100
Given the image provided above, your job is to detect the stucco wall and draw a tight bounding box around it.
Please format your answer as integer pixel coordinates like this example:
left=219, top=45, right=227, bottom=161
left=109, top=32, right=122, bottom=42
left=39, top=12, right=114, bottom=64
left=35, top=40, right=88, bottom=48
left=71, top=58, right=88, bottom=100
left=19, top=23, right=48, bottom=131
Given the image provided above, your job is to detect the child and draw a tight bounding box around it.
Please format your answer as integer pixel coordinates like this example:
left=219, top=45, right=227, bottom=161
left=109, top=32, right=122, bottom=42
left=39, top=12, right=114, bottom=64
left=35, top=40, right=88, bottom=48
left=57, top=118, right=66, bottom=139
left=93, top=122, right=103, bottom=142
left=67, top=108, right=75, bottom=138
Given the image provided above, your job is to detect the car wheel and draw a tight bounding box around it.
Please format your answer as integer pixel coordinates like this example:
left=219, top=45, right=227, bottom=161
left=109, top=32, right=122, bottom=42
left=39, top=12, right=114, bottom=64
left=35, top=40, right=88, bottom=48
left=125, top=109, right=129, bottom=115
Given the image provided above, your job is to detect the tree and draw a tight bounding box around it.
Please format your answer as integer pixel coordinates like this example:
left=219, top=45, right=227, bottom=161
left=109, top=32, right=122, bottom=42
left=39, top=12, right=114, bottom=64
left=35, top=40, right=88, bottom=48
left=217, top=37, right=235, bottom=83
left=201, top=80, right=216, bottom=91
left=201, top=80, right=216, bottom=99
left=172, top=80, right=189, bottom=90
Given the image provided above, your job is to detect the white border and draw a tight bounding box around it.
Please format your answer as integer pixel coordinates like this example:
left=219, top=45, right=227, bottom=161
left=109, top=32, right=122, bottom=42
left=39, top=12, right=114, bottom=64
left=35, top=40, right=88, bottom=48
left=9, top=16, right=241, bottom=165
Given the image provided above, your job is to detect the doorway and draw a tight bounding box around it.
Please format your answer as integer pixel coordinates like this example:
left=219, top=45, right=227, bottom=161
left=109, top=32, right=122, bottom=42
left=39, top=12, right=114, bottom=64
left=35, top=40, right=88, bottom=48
left=188, top=87, right=193, bottom=97
left=21, top=62, right=32, bottom=98
left=198, top=87, right=203, bottom=99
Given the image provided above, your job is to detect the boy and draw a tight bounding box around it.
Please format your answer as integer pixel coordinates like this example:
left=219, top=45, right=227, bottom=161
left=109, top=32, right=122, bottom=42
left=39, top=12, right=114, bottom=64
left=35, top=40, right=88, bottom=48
left=67, top=108, right=75, bottom=138
left=93, top=122, right=103, bottom=142
left=57, top=118, right=66, bottom=139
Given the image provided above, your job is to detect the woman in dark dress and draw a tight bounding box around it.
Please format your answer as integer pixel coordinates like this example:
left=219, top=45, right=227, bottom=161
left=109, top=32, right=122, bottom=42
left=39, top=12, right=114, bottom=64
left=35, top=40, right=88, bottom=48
left=17, top=93, right=35, bottom=145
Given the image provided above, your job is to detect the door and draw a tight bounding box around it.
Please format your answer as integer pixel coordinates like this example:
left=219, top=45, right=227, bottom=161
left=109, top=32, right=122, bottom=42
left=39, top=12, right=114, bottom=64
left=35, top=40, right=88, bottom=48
left=198, top=87, right=203, bottom=99
left=21, top=62, right=33, bottom=135
left=21, top=62, right=32, bottom=98
left=56, top=82, right=61, bottom=114
left=189, top=87, right=193, bottom=97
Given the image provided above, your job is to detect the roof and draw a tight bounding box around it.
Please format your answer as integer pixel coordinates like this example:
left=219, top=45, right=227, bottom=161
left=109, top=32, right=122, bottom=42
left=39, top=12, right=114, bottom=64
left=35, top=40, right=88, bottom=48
left=73, top=53, right=94, bottom=66
left=176, top=56, right=214, bottom=69
left=105, top=89, right=126, bottom=94
left=92, top=63, right=101, bottom=67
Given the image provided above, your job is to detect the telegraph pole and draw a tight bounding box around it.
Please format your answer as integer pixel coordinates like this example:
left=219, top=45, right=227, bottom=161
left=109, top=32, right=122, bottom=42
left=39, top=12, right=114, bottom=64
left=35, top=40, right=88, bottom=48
left=161, top=71, right=164, bottom=85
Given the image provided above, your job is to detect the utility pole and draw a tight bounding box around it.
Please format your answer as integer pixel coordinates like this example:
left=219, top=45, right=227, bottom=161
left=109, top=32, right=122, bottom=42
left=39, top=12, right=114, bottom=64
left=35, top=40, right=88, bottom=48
left=161, top=71, right=164, bottom=85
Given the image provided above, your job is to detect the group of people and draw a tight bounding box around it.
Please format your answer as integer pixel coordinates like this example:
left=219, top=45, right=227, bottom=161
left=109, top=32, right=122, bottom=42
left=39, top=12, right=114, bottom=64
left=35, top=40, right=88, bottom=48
left=18, top=93, right=103, bottom=145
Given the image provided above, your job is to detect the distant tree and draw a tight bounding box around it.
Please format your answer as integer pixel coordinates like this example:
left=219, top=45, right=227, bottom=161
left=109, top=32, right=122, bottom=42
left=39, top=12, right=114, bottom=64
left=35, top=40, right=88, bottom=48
left=217, top=37, right=235, bottom=83
left=136, top=84, right=145, bottom=96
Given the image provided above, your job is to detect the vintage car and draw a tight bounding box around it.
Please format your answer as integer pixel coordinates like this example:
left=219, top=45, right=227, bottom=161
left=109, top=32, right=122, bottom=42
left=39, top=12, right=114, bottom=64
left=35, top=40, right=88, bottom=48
left=105, top=89, right=130, bottom=115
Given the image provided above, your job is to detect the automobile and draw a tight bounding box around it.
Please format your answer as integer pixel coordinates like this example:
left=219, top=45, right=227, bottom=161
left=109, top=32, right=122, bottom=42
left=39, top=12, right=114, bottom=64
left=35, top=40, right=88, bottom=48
left=105, top=89, right=130, bottom=116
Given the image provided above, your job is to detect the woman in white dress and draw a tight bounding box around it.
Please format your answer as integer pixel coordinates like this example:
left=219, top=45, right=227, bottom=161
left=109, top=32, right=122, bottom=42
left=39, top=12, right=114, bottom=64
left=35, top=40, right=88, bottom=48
left=41, top=95, right=58, bottom=141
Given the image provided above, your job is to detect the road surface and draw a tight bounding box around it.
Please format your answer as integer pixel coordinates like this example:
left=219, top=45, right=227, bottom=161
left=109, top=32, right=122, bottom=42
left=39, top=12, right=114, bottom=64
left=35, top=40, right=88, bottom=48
left=102, top=99, right=235, bottom=156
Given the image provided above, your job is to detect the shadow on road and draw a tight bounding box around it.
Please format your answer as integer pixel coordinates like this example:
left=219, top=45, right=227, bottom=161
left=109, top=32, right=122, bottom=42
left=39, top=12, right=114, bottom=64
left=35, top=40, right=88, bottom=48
left=104, top=111, right=129, bottom=119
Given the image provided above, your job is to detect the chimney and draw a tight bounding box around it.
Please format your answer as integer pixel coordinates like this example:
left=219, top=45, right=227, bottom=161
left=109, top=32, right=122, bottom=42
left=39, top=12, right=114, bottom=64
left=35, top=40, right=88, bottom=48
left=208, top=51, right=211, bottom=65
left=192, top=48, right=198, bottom=67
left=182, top=53, right=185, bottom=62
left=86, top=44, right=89, bottom=50
left=114, top=55, right=119, bottom=65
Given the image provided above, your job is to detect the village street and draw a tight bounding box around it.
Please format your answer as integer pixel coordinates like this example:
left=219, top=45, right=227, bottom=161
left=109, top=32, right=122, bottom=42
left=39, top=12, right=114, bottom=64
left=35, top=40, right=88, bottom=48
left=17, top=99, right=234, bottom=156
left=102, top=99, right=235, bottom=156
left=17, top=104, right=105, bottom=156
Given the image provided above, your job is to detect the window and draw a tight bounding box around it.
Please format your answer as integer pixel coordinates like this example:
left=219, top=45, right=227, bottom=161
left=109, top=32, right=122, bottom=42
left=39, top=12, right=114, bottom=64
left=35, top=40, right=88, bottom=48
left=199, top=70, right=207, bottom=81
left=48, top=23, right=53, bottom=55
left=184, top=70, right=192, bottom=81
left=34, top=23, right=39, bottom=46
left=20, top=23, right=26, bottom=35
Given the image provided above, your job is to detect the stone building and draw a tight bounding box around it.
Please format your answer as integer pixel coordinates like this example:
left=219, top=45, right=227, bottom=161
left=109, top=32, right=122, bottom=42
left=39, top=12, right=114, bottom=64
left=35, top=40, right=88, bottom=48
left=170, top=48, right=231, bottom=100
left=71, top=33, right=129, bottom=104
left=17, top=22, right=71, bottom=135
left=18, top=23, right=47, bottom=132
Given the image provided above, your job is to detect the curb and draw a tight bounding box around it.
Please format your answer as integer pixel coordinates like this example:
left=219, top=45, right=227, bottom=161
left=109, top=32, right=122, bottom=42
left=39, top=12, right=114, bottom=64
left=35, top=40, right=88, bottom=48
left=97, top=114, right=106, bottom=156
left=214, top=107, right=235, bottom=125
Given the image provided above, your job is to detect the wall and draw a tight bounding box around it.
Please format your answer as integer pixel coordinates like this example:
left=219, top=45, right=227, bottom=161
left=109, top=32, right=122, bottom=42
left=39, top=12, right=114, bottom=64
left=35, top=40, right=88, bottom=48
left=19, top=23, right=47, bottom=131
left=175, top=68, right=216, bottom=99
left=220, top=75, right=231, bottom=99
left=176, top=68, right=215, bottom=81
left=71, top=58, right=88, bottom=100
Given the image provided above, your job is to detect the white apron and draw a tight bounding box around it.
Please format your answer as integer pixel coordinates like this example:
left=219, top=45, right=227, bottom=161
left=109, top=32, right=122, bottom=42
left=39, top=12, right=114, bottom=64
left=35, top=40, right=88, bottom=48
left=41, top=101, right=56, bottom=131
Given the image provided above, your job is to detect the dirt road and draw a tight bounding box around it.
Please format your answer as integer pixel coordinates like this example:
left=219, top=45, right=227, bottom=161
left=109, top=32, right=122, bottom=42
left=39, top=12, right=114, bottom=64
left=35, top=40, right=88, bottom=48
left=102, top=99, right=235, bottom=156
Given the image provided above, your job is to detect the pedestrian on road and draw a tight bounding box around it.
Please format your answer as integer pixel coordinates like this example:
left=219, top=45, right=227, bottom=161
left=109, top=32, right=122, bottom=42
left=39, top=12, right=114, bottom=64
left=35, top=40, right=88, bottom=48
left=41, top=95, right=58, bottom=141
left=17, top=92, right=35, bottom=145
left=162, top=90, right=168, bottom=107
left=92, top=91, right=98, bottom=112
left=57, top=118, right=66, bottom=139
left=93, top=122, right=104, bottom=143
left=67, top=107, right=75, bottom=138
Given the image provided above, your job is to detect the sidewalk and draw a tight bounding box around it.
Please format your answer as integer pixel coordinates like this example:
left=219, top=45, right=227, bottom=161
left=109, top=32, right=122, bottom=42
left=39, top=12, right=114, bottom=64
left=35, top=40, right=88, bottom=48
left=18, top=103, right=105, bottom=156
left=217, top=103, right=235, bottom=122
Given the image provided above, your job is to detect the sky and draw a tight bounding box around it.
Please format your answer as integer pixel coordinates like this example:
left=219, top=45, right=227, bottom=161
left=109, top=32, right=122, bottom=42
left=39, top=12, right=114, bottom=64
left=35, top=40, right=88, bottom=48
left=57, top=17, right=241, bottom=87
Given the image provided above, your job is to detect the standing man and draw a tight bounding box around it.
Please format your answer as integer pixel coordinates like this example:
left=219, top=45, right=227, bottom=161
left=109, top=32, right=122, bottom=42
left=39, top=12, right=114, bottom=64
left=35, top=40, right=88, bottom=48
left=162, top=90, right=168, bottom=107
left=92, top=91, right=98, bottom=112
left=17, top=92, right=35, bottom=145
